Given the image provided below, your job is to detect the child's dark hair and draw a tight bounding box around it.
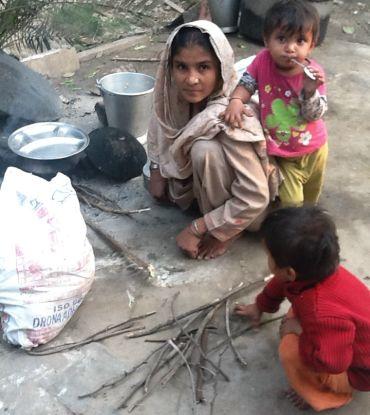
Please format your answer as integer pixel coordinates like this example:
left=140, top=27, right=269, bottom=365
left=170, top=26, right=217, bottom=65
left=261, top=206, right=340, bottom=282
left=263, top=0, right=320, bottom=44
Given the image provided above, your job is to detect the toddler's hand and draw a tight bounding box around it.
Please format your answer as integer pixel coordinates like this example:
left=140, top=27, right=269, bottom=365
left=302, top=66, right=325, bottom=99
left=220, top=99, right=254, bottom=129
left=279, top=316, right=302, bottom=338
left=234, top=302, right=262, bottom=327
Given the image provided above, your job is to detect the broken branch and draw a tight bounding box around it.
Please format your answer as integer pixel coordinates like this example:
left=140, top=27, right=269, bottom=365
left=225, top=299, right=248, bottom=367
left=85, top=218, right=154, bottom=276
left=111, top=57, right=160, bottom=62
left=128, top=281, right=264, bottom=339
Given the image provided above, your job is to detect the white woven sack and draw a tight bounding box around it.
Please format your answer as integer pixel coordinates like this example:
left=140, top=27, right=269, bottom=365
left=0, top=167, right=95, bottom=348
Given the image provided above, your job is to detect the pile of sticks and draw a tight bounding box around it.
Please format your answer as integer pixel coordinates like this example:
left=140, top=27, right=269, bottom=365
left=79, top=281, right=283, bottom=413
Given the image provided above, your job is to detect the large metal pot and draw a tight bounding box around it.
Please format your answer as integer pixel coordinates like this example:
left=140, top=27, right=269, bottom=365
left=97, top=72, right=155, bottom=139
left=7, top=122, right=89, bottom=176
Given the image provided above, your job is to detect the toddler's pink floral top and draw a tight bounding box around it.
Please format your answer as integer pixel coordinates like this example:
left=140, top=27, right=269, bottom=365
left=241, top=49, right=327, bottom=158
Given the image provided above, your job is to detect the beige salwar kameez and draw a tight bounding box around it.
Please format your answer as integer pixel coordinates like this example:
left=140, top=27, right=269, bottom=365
left=147, top=20, right=280, bottom=241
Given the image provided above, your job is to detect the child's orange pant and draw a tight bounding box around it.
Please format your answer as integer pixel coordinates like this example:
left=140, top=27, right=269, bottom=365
left=279, top=333, right=353, bottom=411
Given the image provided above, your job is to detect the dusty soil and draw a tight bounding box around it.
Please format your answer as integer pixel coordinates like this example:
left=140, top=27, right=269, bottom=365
left=327, top=0, right=370, bottom=46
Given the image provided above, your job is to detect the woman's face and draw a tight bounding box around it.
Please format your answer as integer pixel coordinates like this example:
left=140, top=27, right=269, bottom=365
left=171, top=44, right=221, bottom=104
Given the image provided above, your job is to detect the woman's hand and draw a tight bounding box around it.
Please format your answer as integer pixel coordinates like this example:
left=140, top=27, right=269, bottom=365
left=220, top=99, right=254, bottom=129
left=149, top=168, right=168, bottom=202
left=176, top=225, right=202, bottom=259
left=279, top=316, right=302, bottom=338
left=302, top=66, right=325, bottom=99
left=234, top=302, right=262, bottom=327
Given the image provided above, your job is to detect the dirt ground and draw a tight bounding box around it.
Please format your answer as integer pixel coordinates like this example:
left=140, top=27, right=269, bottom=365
left=327, top=0, right=370, bottom=46
left=1, top=3, right=370, bottom=415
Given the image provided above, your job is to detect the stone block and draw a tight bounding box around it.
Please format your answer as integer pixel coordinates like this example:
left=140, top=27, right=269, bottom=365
left=21, top=48, right=80, bottom=78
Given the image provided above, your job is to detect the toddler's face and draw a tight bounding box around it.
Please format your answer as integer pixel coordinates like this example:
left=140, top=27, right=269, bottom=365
left=264, top=27, right=315, bottom=73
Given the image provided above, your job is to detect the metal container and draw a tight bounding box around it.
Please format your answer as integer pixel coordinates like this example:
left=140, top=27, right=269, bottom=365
left=239, top=0, right=333, bottom=45
left=8, top=122, right=89, bottom=176
left=97, top=72, right=155, bottom=139
left=208, top=0, right=241, bottom=33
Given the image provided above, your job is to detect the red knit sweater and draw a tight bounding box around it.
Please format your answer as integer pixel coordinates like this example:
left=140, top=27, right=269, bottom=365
left=256, top=266, right=370, bottom=391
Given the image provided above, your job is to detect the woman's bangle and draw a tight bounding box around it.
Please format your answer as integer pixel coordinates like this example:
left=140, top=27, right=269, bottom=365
left=190, top=220, right=204, bottom=238
left=150, top=161, right=160, bottom=170
left=229, top=97, right=245, bottom=103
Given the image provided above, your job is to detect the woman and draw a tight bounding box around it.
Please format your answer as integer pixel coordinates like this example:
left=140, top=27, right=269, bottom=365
left=148, top=20, right=279, bottom=260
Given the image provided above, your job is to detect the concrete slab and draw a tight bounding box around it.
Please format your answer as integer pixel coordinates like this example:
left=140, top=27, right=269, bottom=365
left=1, top=25, right=370, bottom=415
left=21, top=48, right=80, bottom=78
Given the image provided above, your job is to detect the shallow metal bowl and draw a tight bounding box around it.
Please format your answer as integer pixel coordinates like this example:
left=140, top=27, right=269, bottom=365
left=8, top=122, right=89, bottom=160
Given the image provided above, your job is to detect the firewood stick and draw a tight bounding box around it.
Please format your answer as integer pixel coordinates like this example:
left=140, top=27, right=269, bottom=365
left=195, top=327, right=208, bottom=403
left=79, top=343, right=167, bottom=398
left=208, top=315, right=285, bottom=355
left=225, top=299, right=248, bottom=367
left=128, top=281, right=265, bottom=339
left=85, top=218, right=154, bottom=276
left=111, top=57, right=160, bottom=62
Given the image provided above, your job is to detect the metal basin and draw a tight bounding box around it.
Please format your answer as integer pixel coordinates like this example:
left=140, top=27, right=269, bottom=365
left=8, top=122, right=89, bottom=176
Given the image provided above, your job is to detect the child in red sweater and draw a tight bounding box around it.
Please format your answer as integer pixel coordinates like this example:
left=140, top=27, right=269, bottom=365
left=235, top=206, right=370, bottom=411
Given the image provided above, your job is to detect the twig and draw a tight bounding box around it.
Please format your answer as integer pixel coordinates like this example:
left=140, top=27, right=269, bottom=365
left=89, top=311, right=156, bottom=339
left=117, top=313, right=205, bottom=409
left=75, top=185, right=150, bottom=216
left=225, top=299, right=248, bottom=367
left=111, top=57, right=160, bottom=62
left=27, top=310, right=156, bottom=356
left=170, top=294, right=230, bottom=383
left=126, top=309, right=219, bottom=412
left=144, top=343, right=170, bottom=393
left=195, top=327, right=208, bottom=403
left=85, top=218, right=154, bottom=276
left=209, top=315, right=285, bottom=355
left=79, top=342, right=166, bottom=398
left=167, top=339, right=196, bottom=414
left=121, top=342, right=192, bottom=411
left=128, top=281, right=264, bottom=339
left=27, top=325, right=141, bottom=356
left=73, top=183, right=119, bottom=205
left=209, top=346, right=228, bottom=415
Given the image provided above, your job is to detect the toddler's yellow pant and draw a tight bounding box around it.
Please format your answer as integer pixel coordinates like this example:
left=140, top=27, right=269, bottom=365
left=277, top=142, right=328, bottom=207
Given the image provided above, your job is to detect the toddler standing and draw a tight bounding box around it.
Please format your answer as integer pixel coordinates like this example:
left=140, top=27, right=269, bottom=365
left=223, top=0, right=328, bottom=206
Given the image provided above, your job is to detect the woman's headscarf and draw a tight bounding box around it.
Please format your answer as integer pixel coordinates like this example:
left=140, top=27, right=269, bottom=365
left=147, top=20, right=279, bottom=197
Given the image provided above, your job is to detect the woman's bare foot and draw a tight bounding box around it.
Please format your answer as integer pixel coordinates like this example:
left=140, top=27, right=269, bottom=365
left=284, top=388, right=311, bottom=410
left=176, top=225, right=203, bottom=259
left=196, top=233, right=240, bottom=260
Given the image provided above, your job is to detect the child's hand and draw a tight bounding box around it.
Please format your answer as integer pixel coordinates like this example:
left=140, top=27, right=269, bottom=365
left=279, top=316, right=302, bottom=338
left=302, top=66, right=325, bottom=99
left=220, top=99, right=254, bottom=129
left=234, top=302, right=262, bottom=327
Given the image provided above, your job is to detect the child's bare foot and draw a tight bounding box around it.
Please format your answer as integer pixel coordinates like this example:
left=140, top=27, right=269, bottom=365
left=284, top=388, right=311, bottom=410
left=196, top=233, right=240, bottom=260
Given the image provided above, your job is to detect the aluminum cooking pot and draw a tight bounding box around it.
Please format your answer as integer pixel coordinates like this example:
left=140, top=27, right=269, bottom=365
left=7, top=122, right=89, bottom=176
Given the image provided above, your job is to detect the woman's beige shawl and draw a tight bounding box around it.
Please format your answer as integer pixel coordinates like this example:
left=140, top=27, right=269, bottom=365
left=147, top=20, right=280, bottom=235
